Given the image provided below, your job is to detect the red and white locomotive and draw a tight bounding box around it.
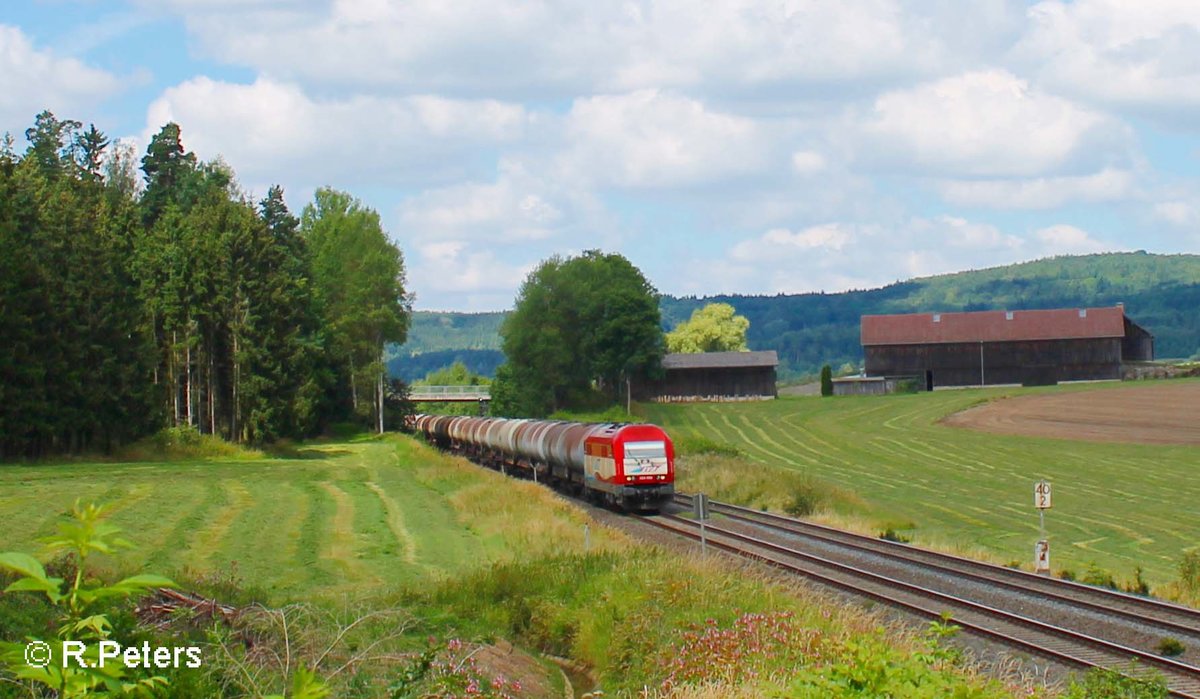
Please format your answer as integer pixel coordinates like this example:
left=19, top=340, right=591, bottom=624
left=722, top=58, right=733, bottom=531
left=411, top=414, right=675, bottom=511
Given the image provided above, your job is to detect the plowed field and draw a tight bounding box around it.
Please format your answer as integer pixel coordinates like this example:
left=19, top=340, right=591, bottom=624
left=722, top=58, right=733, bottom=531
left=943, top=381, right=1200, bottom=445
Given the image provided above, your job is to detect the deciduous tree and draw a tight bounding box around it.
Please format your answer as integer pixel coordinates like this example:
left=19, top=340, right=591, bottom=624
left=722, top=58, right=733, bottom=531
left=492, top=250, right=663, bottom=417
left=302, top=188, right=411, bottom=432
left=666, top=302, right=750, bottom=353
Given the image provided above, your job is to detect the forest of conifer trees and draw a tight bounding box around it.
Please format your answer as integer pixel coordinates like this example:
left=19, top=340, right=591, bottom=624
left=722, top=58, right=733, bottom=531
left=0, top=111, right=411, bottom=458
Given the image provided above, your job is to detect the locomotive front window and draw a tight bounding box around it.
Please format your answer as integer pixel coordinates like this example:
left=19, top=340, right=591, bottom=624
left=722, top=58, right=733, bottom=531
left=624, top=441, right=667, bottom=460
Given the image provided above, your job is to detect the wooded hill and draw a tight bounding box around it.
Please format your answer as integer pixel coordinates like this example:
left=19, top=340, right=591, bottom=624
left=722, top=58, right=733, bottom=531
left=393, top=252, right=1200, bottom=381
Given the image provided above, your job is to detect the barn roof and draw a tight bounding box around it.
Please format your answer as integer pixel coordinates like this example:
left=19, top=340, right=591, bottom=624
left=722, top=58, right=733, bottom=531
left=861, top=306, right=1131, bottom=346
left=662, top=350, right=779, bottom=370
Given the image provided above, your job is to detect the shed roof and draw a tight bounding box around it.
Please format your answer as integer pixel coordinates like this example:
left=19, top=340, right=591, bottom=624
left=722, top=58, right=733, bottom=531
left=662, top=350, right=779, bottom=370
left=861, top=306, right=1129, bottom=346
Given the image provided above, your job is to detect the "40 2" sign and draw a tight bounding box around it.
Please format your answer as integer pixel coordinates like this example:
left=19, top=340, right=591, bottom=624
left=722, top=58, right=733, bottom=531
left=1034, top=480, right=1052, bottom=509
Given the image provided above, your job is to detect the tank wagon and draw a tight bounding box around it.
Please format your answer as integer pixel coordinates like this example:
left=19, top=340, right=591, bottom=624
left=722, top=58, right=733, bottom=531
left=411, top=415, right=675, bottom=511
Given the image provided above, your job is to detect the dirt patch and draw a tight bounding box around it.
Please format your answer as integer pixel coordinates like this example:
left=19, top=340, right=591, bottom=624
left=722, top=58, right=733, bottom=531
left=473, top=639, right=568, bottom=698
left=942, top=382, right=1200, bottom=445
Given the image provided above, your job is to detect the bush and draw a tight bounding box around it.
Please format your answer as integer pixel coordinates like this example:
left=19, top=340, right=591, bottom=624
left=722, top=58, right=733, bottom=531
left=0, top=502, right=177, bottom=697
left=1156, top=637, right=1185, bottom=657
left=548, top=405, right=638, bottom=424
left=879, top=528, right=912, bottom=543
left=674, top=436, right=742, bottom=458
left=784, top=487, right=820, bottom=517
left=1123, top=567, right=1151, bottom=596
left=674, top=453, right=865, bottom=517
left=1081, top=563, right=1118, bottom=590
left=326, top=421, right=365, bottom=439
left=1181, top=549, right=1200, bottom=593
left=118, top=425, right=264, bottom=460
left=1063, top=666, right=1169, bottom=698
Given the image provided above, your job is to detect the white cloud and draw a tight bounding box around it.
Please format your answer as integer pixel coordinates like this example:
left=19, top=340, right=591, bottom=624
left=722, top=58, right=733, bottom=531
left=1015, top=0, right=1200, bottom=121
left=700, top=216, right=1117, bottom=296
left=139, top=0, right=1027, bottom=99
left=860, top=70, right=1127, bottom=177
left=914, top=215, right=1023, bottom=250
left=143, top=76, right=529, bottom=187
left=398, top=161, right=575, bottom=242
left=559, top=89, right=769, bottom=188
left=938, top=168, right=1135, bottom=208
left=408, top=240, right=535, bottom=311
left=1153, top=200, right=1200, bottom=226
left=731, top=224, right=854, bottom=260
left=791, top=150, right=827, bottom=175
left=1033, top=224, right=1115, bottom=254
left=0, top=24, right=121, bottom=132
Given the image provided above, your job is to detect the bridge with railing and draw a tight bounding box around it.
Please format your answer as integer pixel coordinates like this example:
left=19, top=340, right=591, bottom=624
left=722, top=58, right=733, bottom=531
left=408, top=385, right=491, bottom=402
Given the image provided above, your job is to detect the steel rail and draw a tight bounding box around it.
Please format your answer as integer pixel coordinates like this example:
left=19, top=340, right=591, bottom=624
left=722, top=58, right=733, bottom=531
left=643, top=514, right=1200, bottom=698
left=672, top=493, right=1200, bottom=639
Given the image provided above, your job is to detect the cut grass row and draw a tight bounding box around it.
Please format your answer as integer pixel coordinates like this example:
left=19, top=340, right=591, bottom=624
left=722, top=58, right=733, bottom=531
left=643, top=381, right=1200, bottom=586
left=0, top=436, right=625, bottom=601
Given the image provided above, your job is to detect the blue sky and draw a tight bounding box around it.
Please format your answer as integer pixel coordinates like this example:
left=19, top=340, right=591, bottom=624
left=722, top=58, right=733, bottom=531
left=4, top=0, right=1200, bottom=310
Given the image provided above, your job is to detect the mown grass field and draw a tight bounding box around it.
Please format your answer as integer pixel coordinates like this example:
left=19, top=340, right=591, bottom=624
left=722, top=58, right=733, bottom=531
left=1, top=434, right=1031, bottom=697
left=643, top=380, right=1200, bottom=585
left=0, top=436, right=621, bottom=601
left=0, top=430, right=1133, bottom=697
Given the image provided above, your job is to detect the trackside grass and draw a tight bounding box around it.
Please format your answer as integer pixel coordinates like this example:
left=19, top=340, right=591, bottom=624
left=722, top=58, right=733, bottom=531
left=642, top=381, right=1200, bottom=586
left=414, top=549, right=1018, bottom=697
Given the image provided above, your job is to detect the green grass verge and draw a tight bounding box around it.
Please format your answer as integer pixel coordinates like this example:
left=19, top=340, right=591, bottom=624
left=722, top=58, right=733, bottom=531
left=413, top=549, right=1015, bottom=697
left=641, top=381, right=1200, bottom=586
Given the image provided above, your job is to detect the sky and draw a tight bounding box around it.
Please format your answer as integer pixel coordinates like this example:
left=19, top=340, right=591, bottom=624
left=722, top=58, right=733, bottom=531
left=4, top=1, right=1200, bottom=311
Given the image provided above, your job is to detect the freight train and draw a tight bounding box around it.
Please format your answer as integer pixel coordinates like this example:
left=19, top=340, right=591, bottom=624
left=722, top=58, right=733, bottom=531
left=411, top=414, right=675, bottom=511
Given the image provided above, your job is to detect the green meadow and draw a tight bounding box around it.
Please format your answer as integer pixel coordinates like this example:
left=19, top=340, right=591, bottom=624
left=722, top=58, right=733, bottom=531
left=0, top=435, right=1028, bottom=697
left=0, top=429, right=1152, bottom=696
left=644, top=381, right=1200, bottom=586
left=0, top=436, right=619, bottom=601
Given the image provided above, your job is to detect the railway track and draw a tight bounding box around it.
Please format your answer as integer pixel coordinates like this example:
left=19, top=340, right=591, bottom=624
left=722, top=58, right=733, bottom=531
left=646, top=494, right=1200, bottom=698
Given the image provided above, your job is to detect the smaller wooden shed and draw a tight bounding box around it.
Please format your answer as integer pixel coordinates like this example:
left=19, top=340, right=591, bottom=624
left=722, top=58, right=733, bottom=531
left=831, top=376, right=907, bottom=396
left=637, top=351, right=779, bottom=402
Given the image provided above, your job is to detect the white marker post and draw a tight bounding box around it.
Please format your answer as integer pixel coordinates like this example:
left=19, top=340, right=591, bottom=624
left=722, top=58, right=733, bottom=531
left=1035, top=538, right=1050, bottom=573
left=1034, top=480, right=1052, bottom=574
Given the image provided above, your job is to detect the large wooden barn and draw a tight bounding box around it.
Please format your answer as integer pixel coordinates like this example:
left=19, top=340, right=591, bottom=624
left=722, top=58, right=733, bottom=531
left=861, top=306, right=1154, bottom=389
left=636, top=350, right=779, bottom=402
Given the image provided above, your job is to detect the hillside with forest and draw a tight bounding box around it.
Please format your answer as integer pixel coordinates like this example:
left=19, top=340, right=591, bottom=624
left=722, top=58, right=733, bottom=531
left=393, top=252, right=1200, bottom=381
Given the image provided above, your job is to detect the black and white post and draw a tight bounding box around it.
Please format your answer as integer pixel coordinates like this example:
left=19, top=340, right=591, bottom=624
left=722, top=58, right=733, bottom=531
left=1034, top=479, right=1052, bottom=575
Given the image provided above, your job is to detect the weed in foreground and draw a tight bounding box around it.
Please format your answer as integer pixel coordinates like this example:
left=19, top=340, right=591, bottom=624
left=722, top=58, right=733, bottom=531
left=0, top=501, right=175, bottom=697
left=1062, top=665, right=1169, bottom=699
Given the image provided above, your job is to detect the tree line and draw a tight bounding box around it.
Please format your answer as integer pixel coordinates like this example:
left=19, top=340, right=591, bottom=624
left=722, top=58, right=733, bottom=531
left=0, top=111, right=410, bottom=458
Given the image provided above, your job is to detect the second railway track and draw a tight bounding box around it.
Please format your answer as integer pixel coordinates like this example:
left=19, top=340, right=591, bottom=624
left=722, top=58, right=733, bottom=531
left=647, top=493, right=1200, bottom=698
